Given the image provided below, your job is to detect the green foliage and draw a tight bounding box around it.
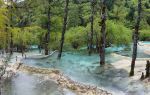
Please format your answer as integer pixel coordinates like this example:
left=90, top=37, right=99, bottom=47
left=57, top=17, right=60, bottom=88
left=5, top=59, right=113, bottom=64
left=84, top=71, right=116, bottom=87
left=11, top=26, right=45, bottom=47
left=65, top=26, right=87, bottom=49
left=106, top=20, right=132, bottom=46
left=0, top=32, right=7, bottom=49
left=48, top=32, right=61, bottom=50
left=140, top=29, right=150, bottom=41
left=0, top=0, right=149, bottom=51
left=86, top=19, right=132, bottom=46
left=0, top=0, right=8, bottom=49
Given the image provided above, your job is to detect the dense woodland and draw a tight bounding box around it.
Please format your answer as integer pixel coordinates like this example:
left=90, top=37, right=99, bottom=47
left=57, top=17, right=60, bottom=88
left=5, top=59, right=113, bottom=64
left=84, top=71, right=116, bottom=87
left=0, top=0, right=150, bottom=74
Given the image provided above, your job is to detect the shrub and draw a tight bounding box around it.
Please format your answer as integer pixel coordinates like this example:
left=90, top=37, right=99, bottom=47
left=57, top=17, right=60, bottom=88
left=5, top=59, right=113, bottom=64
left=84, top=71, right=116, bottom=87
left=140, top=29, right=150, bottom=41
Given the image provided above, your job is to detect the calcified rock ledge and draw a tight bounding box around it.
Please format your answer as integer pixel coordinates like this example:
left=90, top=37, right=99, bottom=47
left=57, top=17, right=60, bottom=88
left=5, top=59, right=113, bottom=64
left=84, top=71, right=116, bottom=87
left=13, top=63, right=112, bottom=95
left=0, top=61, right=15, bottom=80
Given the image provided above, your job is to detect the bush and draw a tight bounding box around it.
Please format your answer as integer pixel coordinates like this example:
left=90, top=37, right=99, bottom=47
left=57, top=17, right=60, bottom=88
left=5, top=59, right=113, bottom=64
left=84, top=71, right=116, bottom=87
left=106, top=20, right=132, bottom=46
left=86, top=19, right=132, bottom=46
left=65, top=26, right=87, bottom=49
left=48, top=32, right=61, bottom=50
left=140, top=29, right=150, bottom=41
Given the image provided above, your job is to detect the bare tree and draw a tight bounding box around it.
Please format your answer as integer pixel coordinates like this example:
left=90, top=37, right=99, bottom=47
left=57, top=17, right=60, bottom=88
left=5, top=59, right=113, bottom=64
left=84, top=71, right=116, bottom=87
left=129, top=0, right=142, bottom=76
left=58, top=0, right=69, bottom=59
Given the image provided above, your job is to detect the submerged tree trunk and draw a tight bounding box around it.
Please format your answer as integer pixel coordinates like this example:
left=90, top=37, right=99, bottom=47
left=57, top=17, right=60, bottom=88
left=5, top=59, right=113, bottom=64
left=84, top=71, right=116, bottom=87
left=129, top=0, right=142, bottom=76
left=58, top=0, right=69, bottom=59
left=21, top=45, right=24, bottom=57
left=99, top=0, right=107, bottom=66
left=89, top=0, right=95, bottom=55
left=44, top=0, right=51, bottom=55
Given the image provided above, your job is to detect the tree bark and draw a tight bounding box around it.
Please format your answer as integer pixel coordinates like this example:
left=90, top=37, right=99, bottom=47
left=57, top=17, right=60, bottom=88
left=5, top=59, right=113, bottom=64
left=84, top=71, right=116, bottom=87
left=129, top=0, right=142, bottom=76
left=99, top=0, right=107, bottom=66
left=145, top=60, right=150, bottom=78
left=78, top=3, right=85, bottom=26
left=44, top=0, right=51, bottom=55
left=58, top=0, right=69, bottom=59
left=10, top=32, right=13, bottom=54
left=10, top=0, right=13, bottom=55
left=89, top=0, right=95, bottom=55
left=140, top=72, right=145, bottom=80
left=95, top=31, right=99, bottom=53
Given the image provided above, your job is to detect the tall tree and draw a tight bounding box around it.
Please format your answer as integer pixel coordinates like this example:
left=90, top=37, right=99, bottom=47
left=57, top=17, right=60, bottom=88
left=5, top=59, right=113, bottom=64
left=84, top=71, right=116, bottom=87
left=0, top=0, right=8, bottom=50
left=44, top=0, right=51, bottom=55
left=6, top=0, right=19, bottom=54
left=58, top=0, right=69, bottom=59
left=9, top=0, right=14, bottom=55
left=77, top=1, right=85, bottom=26
left=129, top=0, right=142, bottom=76
left=99, top=0, right=107, bottom=65
left=89, top=0, right=95, bottom=55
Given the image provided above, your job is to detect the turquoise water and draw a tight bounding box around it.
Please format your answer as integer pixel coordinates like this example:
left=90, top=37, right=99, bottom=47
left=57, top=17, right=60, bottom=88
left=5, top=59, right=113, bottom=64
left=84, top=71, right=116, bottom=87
left=142, top=41, right=150, bottom=44
left=21, top=41, right=150, bottom=95
left=22, top=52, right=128, bottom=94
left=3, top=41, right=150, bottom=95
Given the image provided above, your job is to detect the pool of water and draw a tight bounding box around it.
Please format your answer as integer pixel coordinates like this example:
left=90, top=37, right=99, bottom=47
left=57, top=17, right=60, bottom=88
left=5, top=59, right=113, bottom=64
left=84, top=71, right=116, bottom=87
left=113, top=42, right=150, bottom=58
left=1, top=72, right=77, bottom=95
left=21, top=42, right=150, bottom=95
left=3, top=41, right=150, bottom=95
left=1, top=72, right=65, bottom=95
left=21, top=52, right=127, bottom=94
left=142, top=41, right=150, bottom=44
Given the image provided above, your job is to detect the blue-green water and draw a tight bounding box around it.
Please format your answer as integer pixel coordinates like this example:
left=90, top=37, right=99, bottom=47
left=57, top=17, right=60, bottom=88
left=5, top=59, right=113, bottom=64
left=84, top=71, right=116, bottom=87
left=21, top=41, right=150, bottom=95
left=3, top=41, right=150, bottom=95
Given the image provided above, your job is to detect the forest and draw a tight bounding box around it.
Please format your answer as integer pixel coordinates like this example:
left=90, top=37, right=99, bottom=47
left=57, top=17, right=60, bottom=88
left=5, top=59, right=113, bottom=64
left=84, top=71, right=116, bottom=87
left=0, top=0, right=150, bottom=95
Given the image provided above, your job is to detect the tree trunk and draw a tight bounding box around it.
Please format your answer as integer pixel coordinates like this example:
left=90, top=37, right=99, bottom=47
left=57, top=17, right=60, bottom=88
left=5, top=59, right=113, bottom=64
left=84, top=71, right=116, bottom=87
left=10, top=0, right=13, bottom=55
left=38, top=45, right=42, bottom=53
left=58, top=0, right=69, bottom=59
left=10, top=32, right=13, bottom=54
left=129, top=0, right=142, bottom=76
left=44, top=0, right=51, bottom=55
left=5, top=24, right=9, bottom=53
left=99, top=0, right=107, bottom=66
left=21, top=45, right=24, bottom=57
left=140, top=72, right=145, bottom=80
left=89, top=0, right=95, bottom=55
left=78, top=3, right=85, bottom=26
left=95, top=31, right=99, bottom=53
left=145, top=60, right=150, bottom=78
